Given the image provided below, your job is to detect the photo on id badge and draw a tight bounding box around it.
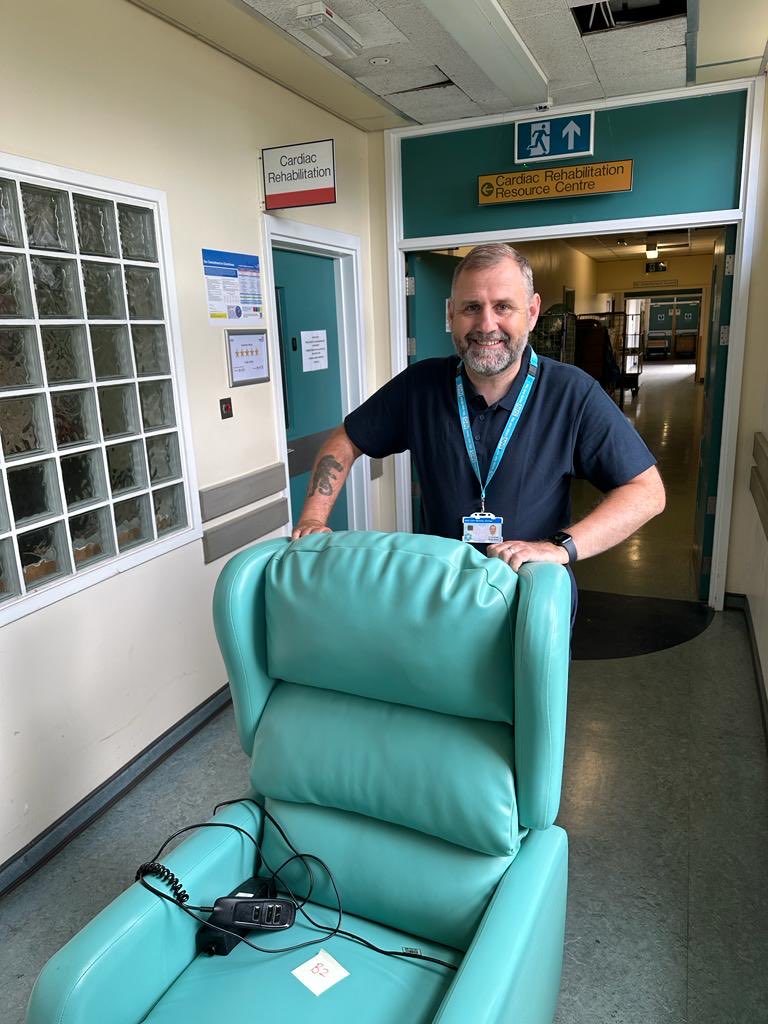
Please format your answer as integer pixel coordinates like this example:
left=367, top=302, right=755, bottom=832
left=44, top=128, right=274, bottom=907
left=462, top=513, right=504, bottom=544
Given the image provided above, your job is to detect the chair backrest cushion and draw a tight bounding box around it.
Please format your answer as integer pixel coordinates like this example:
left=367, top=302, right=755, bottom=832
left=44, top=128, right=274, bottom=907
left=265, top=531, right=519, bottom=722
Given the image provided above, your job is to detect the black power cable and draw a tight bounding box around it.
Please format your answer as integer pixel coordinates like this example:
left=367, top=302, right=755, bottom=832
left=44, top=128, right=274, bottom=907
left=138, top=799, right=459, bottom=972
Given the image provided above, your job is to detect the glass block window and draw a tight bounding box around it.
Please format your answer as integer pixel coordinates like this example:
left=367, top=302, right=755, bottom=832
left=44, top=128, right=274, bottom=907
left=0, top=169, right=192, bottom=615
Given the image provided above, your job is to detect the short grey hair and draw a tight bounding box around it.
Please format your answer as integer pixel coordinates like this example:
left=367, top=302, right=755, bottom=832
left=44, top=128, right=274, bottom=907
left=451, top=243, right=535, bottom=301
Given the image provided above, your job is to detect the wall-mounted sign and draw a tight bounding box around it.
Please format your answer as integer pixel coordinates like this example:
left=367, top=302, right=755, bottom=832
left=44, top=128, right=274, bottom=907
left=301, top=329, right=328, bottom=372
left=202, top=249, right=263, bottom=325
left=515, top=113, right=594, bottom=163
left=478, top=159, right=633, bottom=206
left=262, top=139, right=336, bottom=211
left=226, top=329, right=269, bottom=386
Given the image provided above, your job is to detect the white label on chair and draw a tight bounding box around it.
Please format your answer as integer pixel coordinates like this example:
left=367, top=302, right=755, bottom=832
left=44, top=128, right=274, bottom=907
left=291, top=949, right=349, bottom=996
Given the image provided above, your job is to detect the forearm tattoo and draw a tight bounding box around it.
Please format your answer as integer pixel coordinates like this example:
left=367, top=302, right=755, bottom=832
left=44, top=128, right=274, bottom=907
left=308, top=455, right=344, bottom=498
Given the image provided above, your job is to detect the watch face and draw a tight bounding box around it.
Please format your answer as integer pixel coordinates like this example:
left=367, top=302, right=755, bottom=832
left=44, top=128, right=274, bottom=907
left=552, top=532, right=570, bottom=545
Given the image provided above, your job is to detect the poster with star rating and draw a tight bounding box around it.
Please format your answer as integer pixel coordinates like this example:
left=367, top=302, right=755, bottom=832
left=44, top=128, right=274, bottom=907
left=225, top=329, right=270, bottom=386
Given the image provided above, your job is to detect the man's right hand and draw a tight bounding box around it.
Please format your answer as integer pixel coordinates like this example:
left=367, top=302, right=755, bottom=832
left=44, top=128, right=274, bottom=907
left=291, top=519, right=332, bottom=540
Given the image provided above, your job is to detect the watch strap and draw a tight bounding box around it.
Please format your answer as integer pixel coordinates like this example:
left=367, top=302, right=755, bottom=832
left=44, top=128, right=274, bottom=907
left=551, top=531, right=578, bottom=564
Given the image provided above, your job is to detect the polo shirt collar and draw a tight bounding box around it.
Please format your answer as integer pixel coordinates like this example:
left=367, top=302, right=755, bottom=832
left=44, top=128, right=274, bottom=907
left=458, top=345, right=532, bottom=410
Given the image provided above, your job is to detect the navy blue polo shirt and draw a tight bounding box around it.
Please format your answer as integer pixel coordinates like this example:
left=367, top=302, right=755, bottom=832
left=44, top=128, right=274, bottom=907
left=344, top=347, right=655, bottom=543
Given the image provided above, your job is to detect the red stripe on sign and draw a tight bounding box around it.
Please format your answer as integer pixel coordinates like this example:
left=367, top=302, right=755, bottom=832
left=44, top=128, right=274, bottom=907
left=265, top=186, right=336, bottom=210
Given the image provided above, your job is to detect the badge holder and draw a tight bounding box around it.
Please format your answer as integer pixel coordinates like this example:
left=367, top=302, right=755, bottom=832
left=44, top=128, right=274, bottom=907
left=462, top=512, right=504, bottom=544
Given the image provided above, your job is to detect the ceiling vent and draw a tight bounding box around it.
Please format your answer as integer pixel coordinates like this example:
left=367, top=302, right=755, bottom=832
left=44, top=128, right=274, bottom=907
left=571, top=1, right=686, bottom=36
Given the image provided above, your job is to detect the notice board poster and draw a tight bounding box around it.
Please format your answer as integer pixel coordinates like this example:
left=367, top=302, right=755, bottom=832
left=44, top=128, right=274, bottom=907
left=301, top=330, right=328, bottom=372
left=202, top=249, right=264, bottom=326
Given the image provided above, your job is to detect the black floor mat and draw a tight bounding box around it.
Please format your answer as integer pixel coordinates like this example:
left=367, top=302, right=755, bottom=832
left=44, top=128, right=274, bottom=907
left=572, top=590, right=714, bottom=660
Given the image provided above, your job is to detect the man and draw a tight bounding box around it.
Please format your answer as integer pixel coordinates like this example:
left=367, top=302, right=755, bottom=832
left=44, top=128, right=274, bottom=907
left=291, top=243, right=664, bottom=582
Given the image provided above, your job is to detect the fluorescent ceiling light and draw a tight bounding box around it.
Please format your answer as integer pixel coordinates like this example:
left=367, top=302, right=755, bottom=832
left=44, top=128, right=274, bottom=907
left=420, top=0, right=548, bottom=106
left=646, top=241, right=659, bottom=258
left=297, top=3, right=363, bottom=60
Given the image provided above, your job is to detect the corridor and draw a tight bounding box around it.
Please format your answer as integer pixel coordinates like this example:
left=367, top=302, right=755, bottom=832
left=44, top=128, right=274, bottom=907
left=573, top=361, right=704, bottom=601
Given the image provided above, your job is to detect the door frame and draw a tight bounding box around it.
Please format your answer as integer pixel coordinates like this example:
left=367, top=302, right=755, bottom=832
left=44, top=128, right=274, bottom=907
left=262, top=215, right=370, bottom=532
left=384, top=76, right=765, bottom=610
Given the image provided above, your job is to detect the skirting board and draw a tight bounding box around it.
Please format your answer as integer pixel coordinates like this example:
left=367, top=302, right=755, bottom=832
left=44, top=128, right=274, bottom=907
left=0, top=686, right=232, bottom=898
left=725, top=592, right=768, bottom=753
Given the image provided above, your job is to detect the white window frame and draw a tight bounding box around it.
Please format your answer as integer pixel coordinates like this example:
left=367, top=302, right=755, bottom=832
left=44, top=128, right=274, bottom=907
left=0, top=151, right=201, bottom=628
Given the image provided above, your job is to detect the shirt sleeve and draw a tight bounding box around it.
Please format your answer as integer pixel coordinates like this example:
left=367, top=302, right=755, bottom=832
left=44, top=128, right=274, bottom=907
left=344, top=366, right=411, bottom=458
left=574, top=382, right=656, bottom=492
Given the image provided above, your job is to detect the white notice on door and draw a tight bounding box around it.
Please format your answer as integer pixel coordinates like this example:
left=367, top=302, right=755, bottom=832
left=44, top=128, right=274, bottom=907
left=301, top=330, right=328, bottom=372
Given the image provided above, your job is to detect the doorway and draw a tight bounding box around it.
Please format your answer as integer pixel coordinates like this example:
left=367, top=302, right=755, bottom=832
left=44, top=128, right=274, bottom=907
left=273, top=248, right=348, bottom=531
left=263, top=216, right=370, bottom=533
left=400, top=225, right=735, bottom=606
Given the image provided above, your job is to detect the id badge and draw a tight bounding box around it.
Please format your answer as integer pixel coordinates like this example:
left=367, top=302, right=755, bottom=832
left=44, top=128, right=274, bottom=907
left=462, top=513, right=504, bottom=544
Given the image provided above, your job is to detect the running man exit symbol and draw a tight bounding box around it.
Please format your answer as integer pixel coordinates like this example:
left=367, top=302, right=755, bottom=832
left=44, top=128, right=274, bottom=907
left=529, top=121, right=550, bottom=157
left=515, top=112, right=594, bottom=163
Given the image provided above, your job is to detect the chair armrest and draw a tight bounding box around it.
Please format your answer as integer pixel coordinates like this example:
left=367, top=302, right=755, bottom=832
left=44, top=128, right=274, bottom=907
left=27, top=801, right=262, bottom=1024
left=432, top=827, right=568, bottom=1024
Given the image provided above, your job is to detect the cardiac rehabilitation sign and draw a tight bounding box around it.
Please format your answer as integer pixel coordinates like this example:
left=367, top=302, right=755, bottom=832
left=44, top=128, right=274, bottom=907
left=262, top=139, right=336, bottom=211
left=478, top=160, right=633, bottom=206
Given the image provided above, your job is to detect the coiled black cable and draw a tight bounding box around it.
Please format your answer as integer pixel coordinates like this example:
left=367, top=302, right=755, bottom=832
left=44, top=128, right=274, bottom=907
left=135, top=861, right=190, bottom=905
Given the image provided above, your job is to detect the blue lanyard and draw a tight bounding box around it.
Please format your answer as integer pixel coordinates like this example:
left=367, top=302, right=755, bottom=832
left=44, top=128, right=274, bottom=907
left=456, top=348, right=539, bottom=512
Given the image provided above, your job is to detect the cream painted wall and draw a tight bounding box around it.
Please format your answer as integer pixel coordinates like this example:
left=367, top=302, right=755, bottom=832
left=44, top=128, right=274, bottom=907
left=447, top=239, right=599, bottom=313
left=727, top=90, right=768, bottom=686
left=595, top=254, right=714, bottom=294
left=513, top=240, right=599, bottom=314
left=0, top=0, right=387, bottom=863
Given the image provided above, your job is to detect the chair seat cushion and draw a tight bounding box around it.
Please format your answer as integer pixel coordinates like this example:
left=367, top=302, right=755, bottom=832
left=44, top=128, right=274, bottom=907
left=142, top=903, right=461, bottom=1024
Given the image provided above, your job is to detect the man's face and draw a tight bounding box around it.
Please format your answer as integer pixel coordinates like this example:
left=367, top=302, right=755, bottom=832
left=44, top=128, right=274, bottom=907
left=449, top=260, right=541, bottom=377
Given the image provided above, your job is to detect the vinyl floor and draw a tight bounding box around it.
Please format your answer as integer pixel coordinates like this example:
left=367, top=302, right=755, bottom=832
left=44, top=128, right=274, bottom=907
left=2, top=610, right=767, bottom=1024
left=572, top=361, right=704, bottom=602
left=3, top=363, right=767, bottom=1023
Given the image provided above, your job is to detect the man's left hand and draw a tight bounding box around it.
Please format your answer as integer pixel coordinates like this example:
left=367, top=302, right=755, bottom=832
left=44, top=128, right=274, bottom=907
left=486, top=540, right=568, bottom=572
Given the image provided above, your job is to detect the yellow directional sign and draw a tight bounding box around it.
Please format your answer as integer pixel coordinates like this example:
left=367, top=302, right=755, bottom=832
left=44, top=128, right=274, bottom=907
left=478, top=159, right=633, bottom=205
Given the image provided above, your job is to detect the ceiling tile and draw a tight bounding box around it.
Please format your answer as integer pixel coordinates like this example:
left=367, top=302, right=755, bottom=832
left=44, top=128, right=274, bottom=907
left=388, top=82, right=485, bottom=122
left=550, top=81, right=606, bottom=104
left=598, top=65, right=685, bottom=96
left=342, top=9, right=410, bottom=46
left=498, top=0, right=572, bottom=19
left=356, top=65, right=448, bottom=94
left=595, top=44, right=687, bottom=77
left=584, top=17, right=688, bottom=62
left=511, top=14, right=596, bottom=81
left=373, top=3, right=522, bottom=109
left=339, top=39, right=438, bottom=75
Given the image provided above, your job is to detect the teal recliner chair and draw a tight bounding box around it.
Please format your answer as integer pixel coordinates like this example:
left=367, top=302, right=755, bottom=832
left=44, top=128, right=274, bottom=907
left=27, top=531, right=571, bottom=1024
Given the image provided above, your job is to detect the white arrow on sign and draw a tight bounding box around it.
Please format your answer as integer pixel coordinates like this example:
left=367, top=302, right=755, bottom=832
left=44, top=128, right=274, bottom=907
left=562, top=120, right=581, bottom=150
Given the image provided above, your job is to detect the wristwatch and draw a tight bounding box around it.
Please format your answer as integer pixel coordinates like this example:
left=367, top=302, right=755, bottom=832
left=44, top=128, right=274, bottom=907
left=550, top=531, right=578, bottom=564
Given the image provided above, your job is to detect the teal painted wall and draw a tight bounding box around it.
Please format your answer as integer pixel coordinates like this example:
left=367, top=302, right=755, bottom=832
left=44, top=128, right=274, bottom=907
left=401, top=92, right=747, bottom=239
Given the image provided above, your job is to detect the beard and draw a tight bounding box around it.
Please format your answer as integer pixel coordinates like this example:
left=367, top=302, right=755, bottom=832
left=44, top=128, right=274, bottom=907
left=453, top=329, right=528, bottom=377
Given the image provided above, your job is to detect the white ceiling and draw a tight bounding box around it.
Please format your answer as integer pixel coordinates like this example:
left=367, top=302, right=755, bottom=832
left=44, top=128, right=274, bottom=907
left=565, top=226, right=722, bottom=261
left=130, top=0, right=768, bottom=129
